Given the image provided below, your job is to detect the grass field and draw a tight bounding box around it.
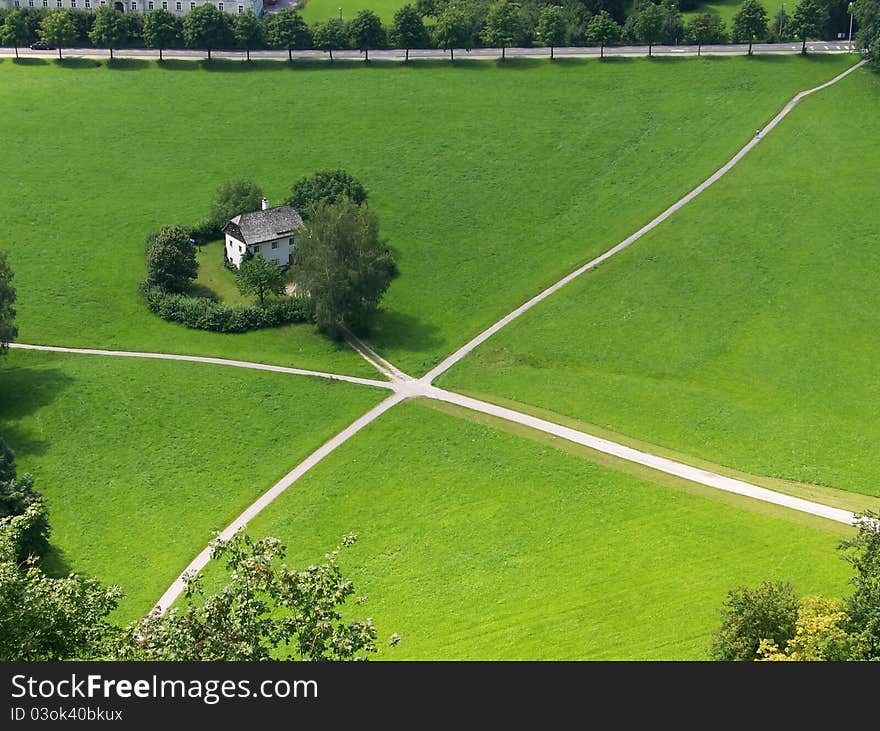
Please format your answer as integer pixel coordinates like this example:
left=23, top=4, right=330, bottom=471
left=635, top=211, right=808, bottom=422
left=442, top=67, right=880, bottom=497
left=298, top=0, right=405, bottom=23
left=683, top=0, right=786, bottom=30
left=228, top=400, right=851, bottom=660
left=0, top=56, right=854, bottom=378
left=0, top=348, right=384, bottom=619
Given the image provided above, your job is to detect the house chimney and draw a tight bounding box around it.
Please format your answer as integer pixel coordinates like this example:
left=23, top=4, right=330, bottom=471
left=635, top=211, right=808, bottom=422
left=261, top=198, right=269, bottom=211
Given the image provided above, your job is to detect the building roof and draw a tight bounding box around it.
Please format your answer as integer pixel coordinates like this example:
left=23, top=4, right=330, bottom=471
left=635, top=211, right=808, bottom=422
left=223, top=205, right=303, bottom=246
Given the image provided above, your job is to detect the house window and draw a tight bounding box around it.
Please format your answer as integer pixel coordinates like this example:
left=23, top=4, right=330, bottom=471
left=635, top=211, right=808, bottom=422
left=176, top=1, right=181, bottom=8
left=56, top=0, right=62, bottom=7
left=131, top=0, right=136, bottom=8
left=217, top=1, right=223, bottom=10
left=239, top=246, right=243, bottom=253
left=238, top=4, right=243, bottom=11
left=13, top=0, right=20, bottom=7
left=85, top=0, right=91, bottom=6
left=253, top=244, right=260, bottom=253
left=162, top=1, right=167, bottom=8
left=42, top=0, right=47, bottom=6
left=148, top=0, right=153, bottom=7
left=190, top=1, right=195, bottom=8
left=71, top=0, right=76, bottom=6
left=28, top=0, right=34, bottom=7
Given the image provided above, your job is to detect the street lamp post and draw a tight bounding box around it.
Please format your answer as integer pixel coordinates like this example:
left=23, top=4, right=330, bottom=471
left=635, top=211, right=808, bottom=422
left=779, top=3, right=785, bottom=39
left=338, top=7, right=342, bottom=20
left=848, top=1, right=854, bottom=53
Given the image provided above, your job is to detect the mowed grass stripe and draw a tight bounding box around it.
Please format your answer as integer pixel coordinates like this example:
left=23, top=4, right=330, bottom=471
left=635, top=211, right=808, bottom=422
left=0, top=349, right=384, bottom=619
left=442, top=67, right=880, bottom=497
left=230, top=401, right=850, bottom=660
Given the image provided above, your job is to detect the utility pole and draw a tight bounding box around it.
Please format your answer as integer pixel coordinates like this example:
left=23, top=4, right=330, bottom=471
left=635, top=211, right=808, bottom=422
left=848, top=1, right=854, bottom=53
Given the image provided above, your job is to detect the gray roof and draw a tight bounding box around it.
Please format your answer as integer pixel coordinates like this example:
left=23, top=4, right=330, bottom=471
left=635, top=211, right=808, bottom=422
left=223, top=205, right=303, bottom=246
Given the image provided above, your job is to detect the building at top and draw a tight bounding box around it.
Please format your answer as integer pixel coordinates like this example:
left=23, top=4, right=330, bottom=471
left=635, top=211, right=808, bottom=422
left=2, top=0, right=263, bottom=17
left=223, top=198, right=303, bottom=269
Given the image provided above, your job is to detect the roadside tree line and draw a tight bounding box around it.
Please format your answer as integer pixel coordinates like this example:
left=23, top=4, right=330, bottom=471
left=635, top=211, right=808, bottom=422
left=1, top=0, right=875, bottom=62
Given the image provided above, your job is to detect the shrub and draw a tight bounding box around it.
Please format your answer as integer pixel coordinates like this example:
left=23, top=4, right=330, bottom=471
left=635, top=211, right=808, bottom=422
left=140, top=284, right=310, bottom=333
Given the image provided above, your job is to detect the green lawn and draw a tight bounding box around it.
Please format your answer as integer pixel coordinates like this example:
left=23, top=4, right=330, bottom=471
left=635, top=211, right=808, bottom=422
left=298, top=0, right=406, bottom=24
left=442, top=67, right=880, bottom=498
left=683, top=0, right=786, bottom=32
left=0, top=56, right=854, bottom=378
left=0, top=348, right=384, bottom=620
left=230, top=400, right=851, bottom=660
left=193, top=241, right=251, bottom=305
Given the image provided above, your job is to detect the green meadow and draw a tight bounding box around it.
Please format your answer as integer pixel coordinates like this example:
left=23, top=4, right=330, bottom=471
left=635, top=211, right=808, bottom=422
left=443, top=67, right=880, bottom=497
left=0, top=55, right=868, bottom=656
left=0, top=55, right=854, bottom=377
left=233, top=401, right=851, bottom=659
left=0, top=349, right=383, bottom=618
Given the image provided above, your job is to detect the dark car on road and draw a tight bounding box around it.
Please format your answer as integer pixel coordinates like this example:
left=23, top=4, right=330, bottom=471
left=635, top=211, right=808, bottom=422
left=29, top=41, right=54, bottom=50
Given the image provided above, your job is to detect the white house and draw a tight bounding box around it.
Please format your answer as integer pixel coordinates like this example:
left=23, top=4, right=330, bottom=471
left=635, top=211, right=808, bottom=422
left=2, top=0, right=263, bottom=18
left=223, top=198, right=303, bottom=269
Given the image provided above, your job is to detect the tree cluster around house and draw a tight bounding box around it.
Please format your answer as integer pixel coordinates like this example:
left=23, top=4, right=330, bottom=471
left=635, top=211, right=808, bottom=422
left=2, top=0, right=874, bottom=63
left=141, top=170, right=396, bottom=338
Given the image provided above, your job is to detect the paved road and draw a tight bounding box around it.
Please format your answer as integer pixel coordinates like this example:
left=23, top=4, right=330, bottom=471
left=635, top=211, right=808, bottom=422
left=0, top=41, right=860, bottom=64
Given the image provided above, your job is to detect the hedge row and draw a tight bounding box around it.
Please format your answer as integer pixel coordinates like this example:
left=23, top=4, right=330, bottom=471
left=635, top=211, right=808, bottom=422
left=141, top=284, right=310, bottom=333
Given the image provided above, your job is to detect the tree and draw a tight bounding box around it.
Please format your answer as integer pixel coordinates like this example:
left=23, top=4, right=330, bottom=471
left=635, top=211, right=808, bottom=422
left=0, top=505, right=123, bottom=661
left=872, top=33, right=880, bottom=69
left=0, top=252, right=16, bottom=356
left=294, top=198, right=395, bottom=337
left=89, top=5, right=128, bottom=60
left=209, top=178, right=264, bottom=233
left=114, top=531, right=384, bottom=661
left=0, top=439, right=50, bottom=561
left=634, top=2, right=666, bottom=55
left=349, top=9, right=385, bottom=62
left=731, top=0, right=769, bottom=53
left=40, top=9, right=77, bottom=60
left=584, top=9, right=622, bottom=57
left=841, top=511, right=880, bottom=659
left=758, top=596, right=856, bottom=661
left=853, top=0, right=880, bottom=51
left=686, top=11, right=728, bottom=53
left=236, top=254, right=286, bottom=307
left=312, top=18, right=348, bottom=62
left=233, top=10, right=264, bottom=62
left=434, top=3, right=470, bottom=60
left=287, top=170, right=368, bottom=218
left=143, top=8, right=179, bottom=62
left=145, top=225, right=198, bottom=294
left=182, top=2, right=229, bottom=61
left=768, top=6, right=791, bottom=41
left=266, top=7, right=311, bottom=62
left=483, top=0, right=528, bottom=59
left=536, top=5, right=567, bottom=59
left=0, top=10, right=29, bottom=59
left=391, top=4, right=428, bottom=62
left=790, top=0, right=828, bottom=52
left=709, top=581, right=799, bottom=661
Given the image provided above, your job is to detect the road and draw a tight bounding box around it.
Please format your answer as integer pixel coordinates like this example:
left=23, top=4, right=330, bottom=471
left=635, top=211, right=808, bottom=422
left=0, top=41, right=860, bottom=64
